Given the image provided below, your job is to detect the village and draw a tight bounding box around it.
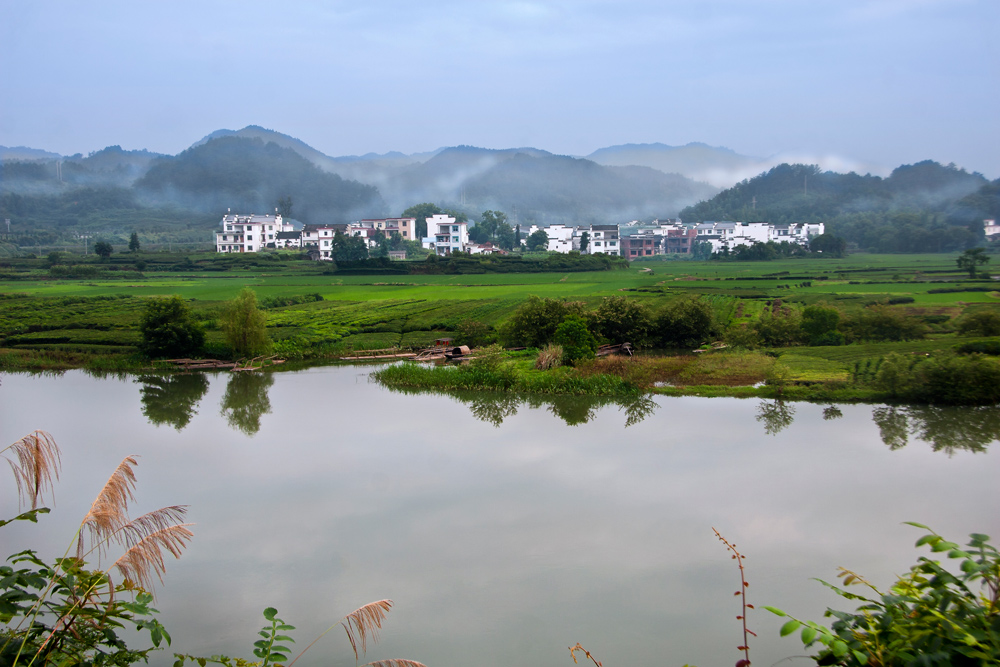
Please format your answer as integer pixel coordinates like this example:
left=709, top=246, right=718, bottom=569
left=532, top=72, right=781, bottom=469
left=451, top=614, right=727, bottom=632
left=213, top=210, right=826, bottom=259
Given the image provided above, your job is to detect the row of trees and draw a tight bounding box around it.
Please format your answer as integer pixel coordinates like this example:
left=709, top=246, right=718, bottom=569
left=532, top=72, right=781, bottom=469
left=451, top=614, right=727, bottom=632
left=139, top=288, right=270, bottom=359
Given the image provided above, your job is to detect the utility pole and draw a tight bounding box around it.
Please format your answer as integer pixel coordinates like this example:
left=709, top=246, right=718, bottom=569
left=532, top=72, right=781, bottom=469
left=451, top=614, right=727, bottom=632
left=751, top=196, right=757, bottom=210
left=804, top=174, right=808, bottom=196
left=79, top=234, right=91, bottom=255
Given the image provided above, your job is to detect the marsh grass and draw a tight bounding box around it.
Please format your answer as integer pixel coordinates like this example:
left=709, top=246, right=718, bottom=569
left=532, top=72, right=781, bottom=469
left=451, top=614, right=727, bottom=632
left=675, top=351, right=775, bottom=386
left=574, top=355, right=693, bottom=388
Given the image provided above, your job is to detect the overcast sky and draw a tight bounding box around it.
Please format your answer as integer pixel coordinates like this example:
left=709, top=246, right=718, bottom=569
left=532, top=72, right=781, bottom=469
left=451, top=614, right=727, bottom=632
left=1, top=0, right=997, bottom=177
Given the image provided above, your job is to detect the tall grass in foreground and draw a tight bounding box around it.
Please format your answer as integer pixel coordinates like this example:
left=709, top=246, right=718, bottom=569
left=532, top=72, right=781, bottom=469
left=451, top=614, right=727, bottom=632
left=1, top=431, right=424, bottom=667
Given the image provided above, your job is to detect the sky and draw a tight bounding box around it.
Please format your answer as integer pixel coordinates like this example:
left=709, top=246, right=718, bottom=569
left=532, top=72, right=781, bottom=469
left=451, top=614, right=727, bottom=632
left=1, top=0, right=998, bottom=177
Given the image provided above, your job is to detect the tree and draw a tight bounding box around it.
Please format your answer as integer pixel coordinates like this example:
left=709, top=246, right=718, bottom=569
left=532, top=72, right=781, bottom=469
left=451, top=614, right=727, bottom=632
left=526, top=229, right=549, bottom=251
left=579, top=232, right=590, bottom=253
left=129, top=231, right=141, bottom=253
left=809, top=233, right=846, bottom=257
left=499, top=295, right=586, bottom=348
left=801, top=304, right=843, bottom=345
left=331, top=231, right=369, bottom=261
left=94, top=240, right=113, bottom=259
left=591, top=295, right=653, bottom=346
left=957, top=247, right=990, bottom=278
left=222, top=287, right=271, bottom=358
left=139, top=296, right=205, bottom=358
left=402, top=203, right=443, bottom=239
left=653, top=297, right=718, bottom=348
left=277, top=195, right=293, bottom=219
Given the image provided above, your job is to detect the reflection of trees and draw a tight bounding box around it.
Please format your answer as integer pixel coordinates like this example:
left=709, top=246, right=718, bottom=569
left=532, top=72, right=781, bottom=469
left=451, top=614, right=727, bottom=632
left=756, top=400, right=796, bottom=436
left=872, top=407, right=909, bottom=451
left=137, top=373, right=210, bottom=431
left=872, top=405, right=1000, bottom=455
left=822, top=405, right=843, bottom=420
left=621, top=396, right=658, bottom=428
left=448, top=391, right=657, bottom=427
left=467, top=393, right=521, bottom=427
left=220, top=372, right=274, bottom=436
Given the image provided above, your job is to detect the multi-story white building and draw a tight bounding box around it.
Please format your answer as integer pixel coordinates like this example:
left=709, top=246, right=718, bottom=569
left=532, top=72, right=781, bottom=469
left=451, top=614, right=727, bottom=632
left=588, top=224, right=620, bottom=256
left=215, top=212, right=293, bottom=253
left=356, top=218, right=418, bottom=241
left=423, top=214, right=469, bottom=255
left=694, top=221, right=824, bottom=253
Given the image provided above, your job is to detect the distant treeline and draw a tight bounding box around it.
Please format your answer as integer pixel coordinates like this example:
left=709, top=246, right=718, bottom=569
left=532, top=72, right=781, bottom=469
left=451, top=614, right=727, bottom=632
left=680, top=162, right=1000, bottom=253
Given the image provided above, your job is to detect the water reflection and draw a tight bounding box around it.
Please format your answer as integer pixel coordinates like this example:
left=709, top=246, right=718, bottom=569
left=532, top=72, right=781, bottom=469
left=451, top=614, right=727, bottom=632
left=136, top=373, right=210, bottom=431
left=220, top=372, right=274, bottom=436
left=419, top=390, right=659, bottom=427
left=756, top=400, right=796, bottom=435
left=872, top=405, right=1000, bottom=455
left=822, top=405, right=844, bottom=420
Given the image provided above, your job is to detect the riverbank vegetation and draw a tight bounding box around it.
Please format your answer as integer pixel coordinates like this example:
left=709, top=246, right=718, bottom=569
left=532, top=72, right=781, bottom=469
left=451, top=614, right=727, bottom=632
left=3, top=253, right=1000, bottom=404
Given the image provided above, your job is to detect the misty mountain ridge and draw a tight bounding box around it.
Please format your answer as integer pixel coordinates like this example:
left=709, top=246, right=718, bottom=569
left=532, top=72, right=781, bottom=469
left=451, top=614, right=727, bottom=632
left=679, top=161, right=999, bottom=253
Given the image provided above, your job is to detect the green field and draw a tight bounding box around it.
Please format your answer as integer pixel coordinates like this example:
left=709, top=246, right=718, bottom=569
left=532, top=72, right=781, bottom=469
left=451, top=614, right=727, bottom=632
left=2, top=252, right=999, bottom=377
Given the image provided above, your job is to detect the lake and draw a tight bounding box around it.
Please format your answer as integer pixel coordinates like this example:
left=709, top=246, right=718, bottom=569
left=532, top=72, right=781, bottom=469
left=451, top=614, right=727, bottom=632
left=2, top=365, right=999, bottom=667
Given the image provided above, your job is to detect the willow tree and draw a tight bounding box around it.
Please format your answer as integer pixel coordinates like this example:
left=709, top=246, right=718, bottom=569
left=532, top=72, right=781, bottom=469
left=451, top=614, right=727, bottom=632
left=223, top=287, right=271, bottom=358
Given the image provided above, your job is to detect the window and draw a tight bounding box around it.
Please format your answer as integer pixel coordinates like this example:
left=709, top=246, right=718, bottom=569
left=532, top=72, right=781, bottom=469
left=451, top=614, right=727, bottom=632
left=452, top=226, right=459, bottom=232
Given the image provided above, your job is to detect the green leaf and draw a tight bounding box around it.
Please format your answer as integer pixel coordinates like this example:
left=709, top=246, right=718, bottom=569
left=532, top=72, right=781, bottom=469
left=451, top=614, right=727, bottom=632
left=801, top=626, right=818, bottom=644
left=780, top=619, right=801, bottom=636
left=273, top=635, right=295, bottom=643
left=762, top=605, right=787, bottom=617
left=277, top=623, right=296, bottom=631
left=852, top=650, right=869, bottom=663
left=263, top=607, right=278, bottom=621
left=915, top=534, right=938, bottom=547
left=831, top=640, right=849, bottom=657
left=903, top=521, right=932, bottom=531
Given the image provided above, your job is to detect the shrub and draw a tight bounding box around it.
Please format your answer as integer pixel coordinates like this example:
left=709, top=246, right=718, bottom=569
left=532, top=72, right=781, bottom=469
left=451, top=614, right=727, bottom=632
left=843, top=305, right=926, bottom=342
left=499, top=295, right=586, bottom=348
left=956, top=341, right=1000, bottom=356
left=653, top=297, right=718, bottom=348
left=958, top=310, right=1000, bottom=336
left=456, top=318, right=496, bottom=348
left=765, top=524, right=1000, bottom=667
left=553, top=316, right=599, bottom=365
left=590, top=296, right=653, bottom=347
left=723, top=323, right=762, bottom=350
left=753, top=311, right=803, bottom=347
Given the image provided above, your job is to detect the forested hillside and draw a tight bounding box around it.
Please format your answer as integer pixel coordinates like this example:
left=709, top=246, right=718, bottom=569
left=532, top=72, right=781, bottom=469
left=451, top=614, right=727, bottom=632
left=135, top=137, right=385, bottom=222
left=679, top=162, right=998, bottom=252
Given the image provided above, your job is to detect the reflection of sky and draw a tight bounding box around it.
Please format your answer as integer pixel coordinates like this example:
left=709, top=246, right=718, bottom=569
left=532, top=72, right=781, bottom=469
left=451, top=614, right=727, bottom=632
left=2, top=367, right=999, bottom=667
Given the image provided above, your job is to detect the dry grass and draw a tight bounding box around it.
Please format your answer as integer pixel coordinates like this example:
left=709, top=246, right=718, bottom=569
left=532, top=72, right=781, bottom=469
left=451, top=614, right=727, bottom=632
left=535, top=344, right=563, bottom=370
left=343, top=599, right=393, bottom=661
left=675, top=351, right=775, bottom=386
left=575, top=355, right=693, bottom=388
left=3, top=430, right=61, bottom=509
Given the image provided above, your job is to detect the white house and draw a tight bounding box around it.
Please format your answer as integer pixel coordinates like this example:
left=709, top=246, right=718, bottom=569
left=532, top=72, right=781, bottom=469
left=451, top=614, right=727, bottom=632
left=215, top=212, right=292, bottom=253
left=588, top=224, right=620, bottom=256
left=423, top=214, right=469, bottom=255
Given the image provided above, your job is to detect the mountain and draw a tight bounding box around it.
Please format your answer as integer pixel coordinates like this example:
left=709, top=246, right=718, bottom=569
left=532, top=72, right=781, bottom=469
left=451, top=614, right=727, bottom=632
left=0, top=145, right=63, bottom=161
left=456, top=150, right=719, bottom=224
left=587, top=142, right=766, bottom=187
left=135, top=136, right=385, bottom=223
left=678, top=161, right=991, bottom=253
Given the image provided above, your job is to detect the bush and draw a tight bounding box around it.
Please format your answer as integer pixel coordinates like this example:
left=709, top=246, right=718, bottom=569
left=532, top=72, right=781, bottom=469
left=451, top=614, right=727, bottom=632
left=499, top=295, right=586, bottom=348
left=589, top=296, right=653, bottom=347
left=753, top=311, right=803, bottom=347
left=843, top=305, right=926, bottom=342
left=766, top=524, right=1000, bottom=667
left=139, top=296, right=205, bottom=358
left=801, top=304, right=841, bottom=345
left=724, top=323, right=762, bottom=350
left=222, top=288, right=271, bottom=358
left=956, top=341, right=1000, bottom=356
left=653, top=297, right=718, bottom=348
left=553, top=316, right=598, bottom=365
left=958, top=310, right=1000, bottom=336
left=456, top=319, right=496, bottom=348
